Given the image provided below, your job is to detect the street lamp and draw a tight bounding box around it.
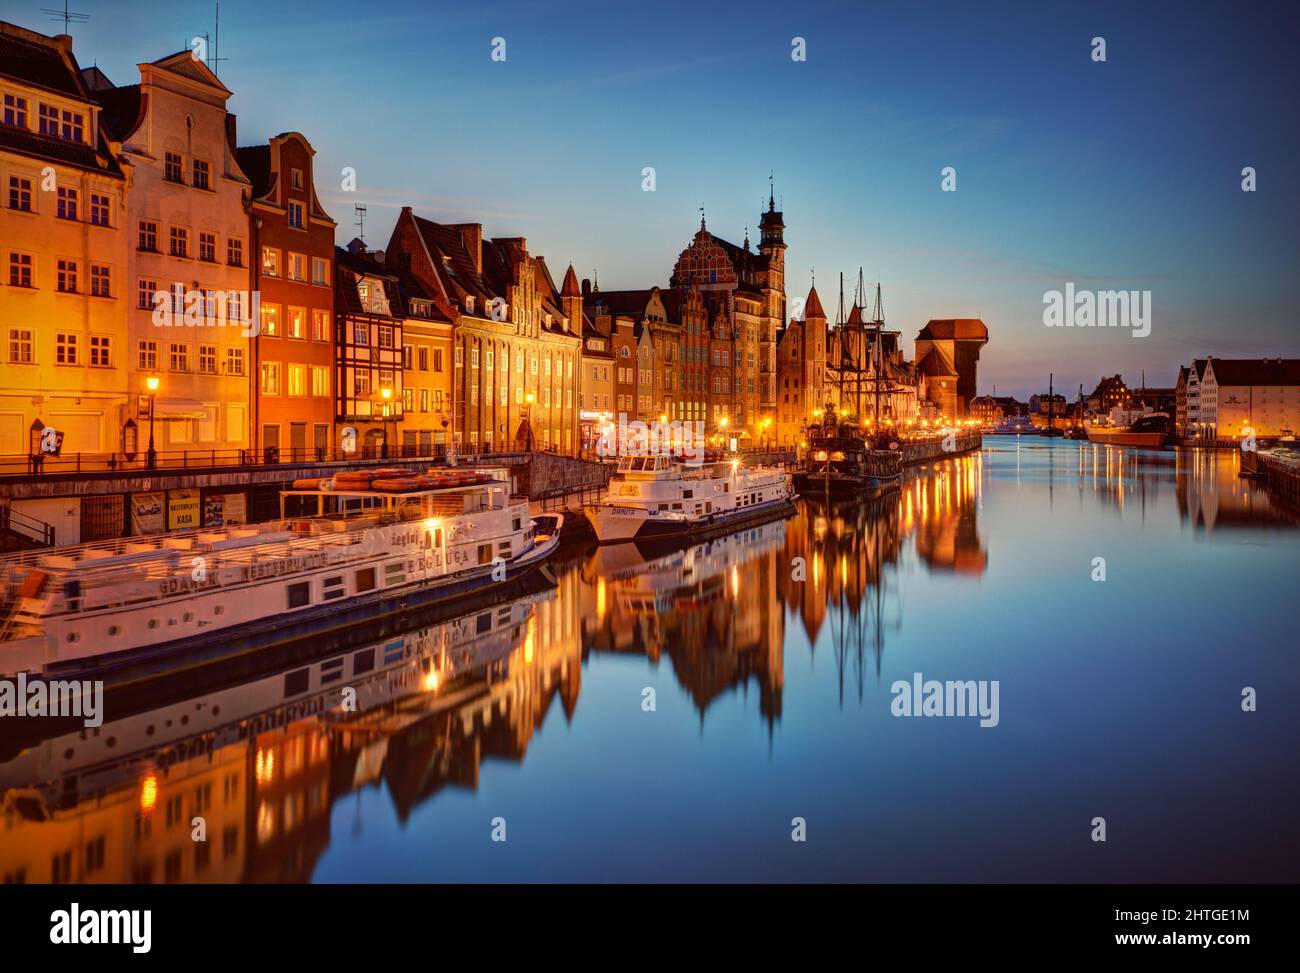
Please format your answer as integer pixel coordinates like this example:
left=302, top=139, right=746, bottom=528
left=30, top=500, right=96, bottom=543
left=145, top=375, right=160, bottom=469
left=379, top=387, right=393, bottom=458
left=524, top=391, right=535, bottom=452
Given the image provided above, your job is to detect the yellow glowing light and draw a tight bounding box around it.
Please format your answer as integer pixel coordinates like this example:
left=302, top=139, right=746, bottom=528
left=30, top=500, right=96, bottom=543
left=720, top=417, right=729, bottom=428
left=523, top=615, right=536, bottom=663
left=145, top=375, right=160, bottom=392
left=596, top=576, right=607, bottom=619
left=525, top=391, right=535, bottom=404
left=140, top=773, right=158, bottom=812
left=380, top=387, right=393, bottom=400
left=423, top=669, right=441, bottom=692
left=255, top=747, right=275, bottom=785
left=660, top=414, right=668, bottom=424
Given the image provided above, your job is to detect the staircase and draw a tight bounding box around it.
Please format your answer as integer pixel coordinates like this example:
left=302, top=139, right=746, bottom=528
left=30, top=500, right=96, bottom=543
left=0, top=506, right=56, bottom=552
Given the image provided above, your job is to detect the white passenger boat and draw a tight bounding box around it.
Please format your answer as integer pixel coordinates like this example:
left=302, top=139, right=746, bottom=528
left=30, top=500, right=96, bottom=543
left=0, top=468, right=562, bottom=681
left=584, top=454, right=795, bottom=543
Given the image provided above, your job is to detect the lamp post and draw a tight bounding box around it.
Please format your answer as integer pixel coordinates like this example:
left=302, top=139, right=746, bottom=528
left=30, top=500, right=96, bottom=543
left=524, top=391, right=535, bottom=452
left=145, top=375, right=160, bottom=469
left=379, top=387, right=393, bottom=459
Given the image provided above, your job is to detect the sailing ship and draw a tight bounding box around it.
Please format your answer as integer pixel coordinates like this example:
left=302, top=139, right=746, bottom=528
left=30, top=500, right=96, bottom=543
left=0, top=467, right=562, bottom=681
left=1065, top=383, right=1090, bottom=439
left=584, top=453, right=794, bottom=543
left=1040, top=372, right=1065, bottom=437
left=794, top=274, right=904, bottom=495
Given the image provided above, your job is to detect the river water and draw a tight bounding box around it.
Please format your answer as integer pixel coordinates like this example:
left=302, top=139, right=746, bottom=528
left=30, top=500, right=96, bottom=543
left=2, top=439, right=1297, bottom=882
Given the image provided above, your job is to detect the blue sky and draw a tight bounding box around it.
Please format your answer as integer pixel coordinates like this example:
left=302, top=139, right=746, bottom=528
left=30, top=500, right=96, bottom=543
left=13, top=0, right=1298, bottom=398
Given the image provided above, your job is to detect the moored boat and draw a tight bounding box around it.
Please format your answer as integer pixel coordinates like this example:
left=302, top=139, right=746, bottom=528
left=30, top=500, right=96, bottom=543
left=1085, top=412, right=1171, bottom=448
left=584, top=454, right=794, bottom=543
left=793, top=426, right=903, bottom=495
left=0, top=468, right=562, bottom=682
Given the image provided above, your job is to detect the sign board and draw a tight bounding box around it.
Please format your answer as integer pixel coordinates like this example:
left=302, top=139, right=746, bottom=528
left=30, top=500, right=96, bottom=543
left=167, top=489, right=201, bottom=531
left=203, top=492, right=247, bottom=527
left=131, top=492, right=166, bottom=535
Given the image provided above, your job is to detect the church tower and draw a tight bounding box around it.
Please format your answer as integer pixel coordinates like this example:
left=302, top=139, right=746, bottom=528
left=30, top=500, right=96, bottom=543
left=757, top=182, right=786, bottom=423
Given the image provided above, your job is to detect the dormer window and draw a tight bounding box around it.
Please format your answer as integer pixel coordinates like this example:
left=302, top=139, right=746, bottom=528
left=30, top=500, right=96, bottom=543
left=2, top=95, right=28, bottom=129
left=464, top=295, right=475, bottom=314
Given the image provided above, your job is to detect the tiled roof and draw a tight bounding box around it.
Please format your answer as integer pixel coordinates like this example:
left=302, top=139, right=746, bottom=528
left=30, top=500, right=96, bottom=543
left=93, top=83, right=143, bottom=141
left=0, top=124, right=122, bottom=176
left=918, top=318, right=989, bottom=341
left=1206, top=358, right=1300, bottom=387
left=234, top=144, right=272, bottom=197
left=0, top=24, right=83, bottom=97
left=804, top=286, right=825, bottom=319
left=916, top=348, right=958, bottom=377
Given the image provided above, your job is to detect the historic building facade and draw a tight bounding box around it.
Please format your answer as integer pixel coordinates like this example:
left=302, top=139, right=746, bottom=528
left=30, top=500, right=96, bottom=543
left=334, top=243, right=404, bottom=453
left=93, top=48, right=254, bottom=453
left=0, top=24, right=129, bottom=457
left=384, top=209, right=580, bottom=454
left=237, top=132, right=336, bottom=459
left=914, top=318, right=988, bottom=419
left=669, top=194, right=786, bottom=441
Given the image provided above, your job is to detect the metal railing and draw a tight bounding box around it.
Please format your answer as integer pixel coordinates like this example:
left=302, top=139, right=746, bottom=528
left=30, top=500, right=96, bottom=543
left=0, top=442, right=452, bottom=479
left=0, top=506, right=56, bottom=546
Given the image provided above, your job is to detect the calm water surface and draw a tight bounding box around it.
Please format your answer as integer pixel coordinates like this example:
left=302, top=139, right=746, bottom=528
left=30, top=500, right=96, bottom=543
left=3, top=440, right=1298, bottom=882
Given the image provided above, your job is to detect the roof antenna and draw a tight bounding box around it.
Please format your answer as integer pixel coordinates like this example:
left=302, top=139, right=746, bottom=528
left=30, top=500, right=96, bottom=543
left=42, top=1, right=89, bottom=34
left=354, top=204, right=367, bottom=246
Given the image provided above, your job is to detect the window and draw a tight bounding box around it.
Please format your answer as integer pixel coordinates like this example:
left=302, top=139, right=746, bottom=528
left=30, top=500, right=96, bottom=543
left=261, top=361, right=280, bottom=395
left=58, top=109, right=83, bottom=142
left=403, top=387, right=414, bottom=411
left=164, top=152, right=183, bottom=183
left=56, top=187, right=77, bottom=220
left=138, top=339, right=157, bottom=370
left=170, top=342, right=189, bottom=372
left=354, top=370, right=371, bottom=396
left=56, top=258, right=77, bottom=292
left=226, top=347, right=244, bottom=375
left=291, top=168, right=304, bottom=189
left=354, top=568, right=376, bottom=593
left=89, top=193, right=110, bottom=226
left=402, top=344, right=413, bottom=369
left=287, top=306, right=305, bottom=339
left=288, top=201, right=303, bottom=228
left=192, top=159, right=210, bottom=190
left=169, top=226, right=188, bottom=258
left=90, top=264, right=110, bottom=297
left=261, top=247, right=279, bottom=277
left=417, top=346, right=428, bottom=371
left=199, top=344, right=217, bottom=374
left=227, top=238, right=243, bottom=266
left=137, top=275, right=156, bottom=309
left=38, top=103, right=58, bottom=136
left=2, top=94, right=28, bottom=129
left=434, top=348, right=444, bottom=372
left=420, top=388, right=430, bottom=412
left=90, top=335, right=111, bottom=367
left=9, top=252, right=33, bottom=287
left=287, top=363, right=306, bottom=396
left=260, top=303, right=280, bottom=336
left=287, top=252, right=306, bottom=281
left=138, top=219, right=158, bottom=252
left=56, top=332, right=78, bottom=364
left=199, top=231, right=216, bottom=262
left=353, top=322, right=368, bottom=346
left=8, top=176, right=32, bottom=212
left=287, top=582, right=310, bottom=608
left=377, top=325, right=394, bottom=349
left=311, top=309, right=329, bottom=341
left=311, top=365, right=329, bottom=397
left=471, top=347, right=479, bottom=369
left=8, top=329, right=33, bottom=364
left=311, top=257, right=329, bottom=286
left=226, top=292, right=243, bottom=324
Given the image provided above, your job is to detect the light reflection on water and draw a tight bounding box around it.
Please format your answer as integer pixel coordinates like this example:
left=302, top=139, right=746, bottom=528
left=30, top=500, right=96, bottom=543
left=2, top=440, right=1297, bottom=883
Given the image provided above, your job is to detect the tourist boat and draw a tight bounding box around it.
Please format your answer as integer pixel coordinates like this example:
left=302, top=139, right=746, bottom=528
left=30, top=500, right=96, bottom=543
left=0, top=468, right=562, bottom=681
left=587, top=518, right=788, bottom=616
left=584, top=454, right=794, bottom=543
left=0, top=587, right=552, bottom=807
left=1085, top=412, right=1171, bottom=448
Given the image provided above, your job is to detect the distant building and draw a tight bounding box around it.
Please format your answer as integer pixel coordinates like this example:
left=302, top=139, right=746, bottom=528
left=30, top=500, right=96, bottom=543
left=334, top=242, right=404, bottom=453
left=1182, top=357, right=1300, bottom=439
left=914, top=318, right=988, bottom=418
left=970, top=396, right=1001, bottom=425
left=775, top=284, right=828, bottom=447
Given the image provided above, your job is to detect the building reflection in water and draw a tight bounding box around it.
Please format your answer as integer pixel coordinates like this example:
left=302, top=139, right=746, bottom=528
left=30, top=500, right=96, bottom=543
left=10, top=447, right=1289, bottom=882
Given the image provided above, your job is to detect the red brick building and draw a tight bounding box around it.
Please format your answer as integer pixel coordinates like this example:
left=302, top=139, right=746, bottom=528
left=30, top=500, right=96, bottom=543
left=237, top=133, right=336, bottom=459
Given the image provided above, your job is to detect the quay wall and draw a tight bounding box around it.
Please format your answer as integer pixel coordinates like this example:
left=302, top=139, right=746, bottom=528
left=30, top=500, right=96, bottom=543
left=899, top=431, right=983, bottom=466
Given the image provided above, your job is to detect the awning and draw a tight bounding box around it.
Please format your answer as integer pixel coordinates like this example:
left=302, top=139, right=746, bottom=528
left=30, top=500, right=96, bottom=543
left=154, top=398, right=209, bottom=419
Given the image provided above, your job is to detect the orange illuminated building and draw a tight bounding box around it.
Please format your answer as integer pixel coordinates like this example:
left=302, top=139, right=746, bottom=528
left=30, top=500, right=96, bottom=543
left=237, top=134, right=336, bottom=459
